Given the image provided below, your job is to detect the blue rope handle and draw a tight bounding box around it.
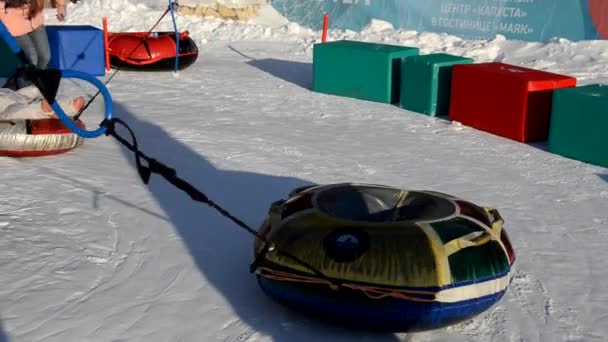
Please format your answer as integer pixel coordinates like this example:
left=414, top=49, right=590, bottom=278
left=51, top=70, right=113, bottom=138
left=1, top=20, right=113, bottom=138
left=169, top=0, right=180, bottom=73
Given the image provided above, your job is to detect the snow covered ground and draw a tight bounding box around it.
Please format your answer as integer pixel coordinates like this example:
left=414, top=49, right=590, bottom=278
left=1, top=1, right=608, bottom=341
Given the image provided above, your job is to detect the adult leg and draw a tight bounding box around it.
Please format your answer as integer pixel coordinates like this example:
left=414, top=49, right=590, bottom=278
left=14, top=33, right=39, bottom=67
left=41, top=96, right=86, bottom=116
left=29, top=25, right=51, bottom=69
left=13, top=33, right=38, bottom=88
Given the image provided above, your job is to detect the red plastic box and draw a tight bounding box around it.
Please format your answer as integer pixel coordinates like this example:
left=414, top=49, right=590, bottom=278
left=449, top=63, right=576, bottom=142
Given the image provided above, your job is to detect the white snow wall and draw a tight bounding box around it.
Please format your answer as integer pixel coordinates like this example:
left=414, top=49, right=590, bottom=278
left=120, top=0, right=266, bottom=9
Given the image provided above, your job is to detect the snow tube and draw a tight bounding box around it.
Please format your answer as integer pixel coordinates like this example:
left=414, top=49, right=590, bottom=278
left=108, top=31, right=198, bottom=71
left=0, top=118, right=85, bottom=157
left=252, top=183, right=516, bottom=332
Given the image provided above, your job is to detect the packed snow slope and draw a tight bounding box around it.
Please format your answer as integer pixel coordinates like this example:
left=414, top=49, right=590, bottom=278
left=1, top=1, right=608, bottom=341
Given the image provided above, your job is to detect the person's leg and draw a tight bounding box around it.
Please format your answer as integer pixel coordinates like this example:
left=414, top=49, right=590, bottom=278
left=13, top=33, right=38, bottom=88
left=14, top=33, right=39, bottom=67
left=41, top=96, right=86, bottom=115
left=29, top=25, right=51, bottom=69
left=71, top=96, right=85, bottom=112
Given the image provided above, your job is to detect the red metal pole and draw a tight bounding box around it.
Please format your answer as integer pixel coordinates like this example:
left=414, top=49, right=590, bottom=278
left=103, top=17, right=110, bottom=72
left=322, top=13, right=329, bottom=43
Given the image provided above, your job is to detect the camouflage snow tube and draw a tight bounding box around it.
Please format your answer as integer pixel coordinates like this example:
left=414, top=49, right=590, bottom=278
left=252, top=183, right=516, bottom=332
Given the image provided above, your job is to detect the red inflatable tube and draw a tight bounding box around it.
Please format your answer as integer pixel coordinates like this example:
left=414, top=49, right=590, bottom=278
left=0, top=118, right=86, bottom=157
left=108, top=31, right=199, bottom=71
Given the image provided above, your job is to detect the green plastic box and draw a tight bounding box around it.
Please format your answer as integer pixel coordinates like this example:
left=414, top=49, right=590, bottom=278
left=313, top=40, right=419, bottom=104
left=548, top=84, right=608, bottom=168
left=400, top=53, right=474, bottom=116
left=0, top=37, right=19, bottom=78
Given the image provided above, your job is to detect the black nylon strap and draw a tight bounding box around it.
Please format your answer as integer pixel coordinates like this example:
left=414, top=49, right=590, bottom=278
left=99, top=118, right=342, bottom=289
